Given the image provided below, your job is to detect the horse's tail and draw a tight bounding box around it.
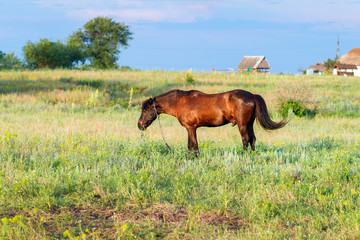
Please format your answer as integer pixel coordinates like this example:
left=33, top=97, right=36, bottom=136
left=253, top=94, right=288, bottom=130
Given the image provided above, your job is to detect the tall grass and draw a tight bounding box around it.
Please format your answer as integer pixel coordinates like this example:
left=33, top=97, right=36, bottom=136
left=1, top=70, right=360, bottom=239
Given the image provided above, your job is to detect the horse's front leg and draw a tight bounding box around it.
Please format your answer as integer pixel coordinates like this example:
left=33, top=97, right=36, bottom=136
left=186, top=127, right=199, bottom=156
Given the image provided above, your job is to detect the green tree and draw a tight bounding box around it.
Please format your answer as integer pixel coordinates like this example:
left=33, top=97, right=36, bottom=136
left=324, top=56, right=339, bottom=71
left=70, top=16, right=133, bottom=69
left=23, top=38, right=84, bottom=69
left=0, top=52, right=23, bottom=69
left=0, top=50, right=5, bottom=64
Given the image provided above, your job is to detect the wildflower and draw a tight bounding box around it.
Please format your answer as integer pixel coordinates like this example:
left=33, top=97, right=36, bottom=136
left=1, top=217, right=8, bottom=224
left=23, top=178, right=29, bottom=185
left=10, top=215, right=24, bottom=224
left=121, top=224, right=128, bottom=232
left=63, top=230, right=71, bottom=238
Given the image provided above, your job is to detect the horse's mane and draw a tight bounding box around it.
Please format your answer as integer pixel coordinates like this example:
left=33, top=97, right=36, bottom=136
left=141, top=90, right=205, bottom=110
left=156, top=89, right=204, bottom=100
left=141, top=98, right=152, bottom=110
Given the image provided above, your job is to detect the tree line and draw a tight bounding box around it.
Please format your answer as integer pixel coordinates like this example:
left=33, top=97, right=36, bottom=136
left=0, top=17, right=133, bottom=70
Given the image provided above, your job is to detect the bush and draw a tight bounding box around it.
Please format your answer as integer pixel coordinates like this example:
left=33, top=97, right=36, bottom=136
left=119, top=66, right=132, bottom=71
left=185, top=72, right=195, bottom=84
left=280, top=99, right=316, bottom=118
left=278, top=81, right=317, bottom=118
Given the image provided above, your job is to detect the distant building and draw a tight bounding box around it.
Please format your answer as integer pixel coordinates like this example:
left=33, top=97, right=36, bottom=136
left=238, top=56, right=270, bottom=73
left=306, top=62, right=326, bottom=75
left=333, top=64, right=357, bottom=76
left=336, top=48, right=360, bottom=77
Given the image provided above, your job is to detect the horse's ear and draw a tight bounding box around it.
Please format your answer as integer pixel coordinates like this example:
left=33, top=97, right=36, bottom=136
left=149, top=97, right=156, bottom=105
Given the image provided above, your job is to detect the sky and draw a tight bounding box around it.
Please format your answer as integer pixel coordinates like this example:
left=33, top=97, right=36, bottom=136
left=1, top=0, right=360, bottom=73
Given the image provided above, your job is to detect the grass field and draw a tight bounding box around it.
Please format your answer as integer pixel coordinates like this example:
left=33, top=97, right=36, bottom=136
left=0, top=70, right=360, bottom=239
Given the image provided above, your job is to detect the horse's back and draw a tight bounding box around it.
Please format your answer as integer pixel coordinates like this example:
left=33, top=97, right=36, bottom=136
left=179, top=89, right=254, bottom=108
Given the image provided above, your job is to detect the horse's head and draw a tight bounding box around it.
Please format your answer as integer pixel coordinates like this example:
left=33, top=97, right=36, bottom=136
left=138, top=98, right=158, bottom=131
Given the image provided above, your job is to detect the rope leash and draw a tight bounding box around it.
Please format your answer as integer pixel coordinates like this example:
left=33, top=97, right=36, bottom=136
left=153, top=101, right=175, bottom=154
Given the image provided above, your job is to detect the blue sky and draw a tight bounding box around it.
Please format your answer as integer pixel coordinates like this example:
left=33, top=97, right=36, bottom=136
left=1, top=0, right=360, bottom=73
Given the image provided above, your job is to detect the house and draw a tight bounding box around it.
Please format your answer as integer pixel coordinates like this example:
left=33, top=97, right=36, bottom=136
left=238, top=56, right=270, bottom=73
left=306, top=62, right=326, bottom=75
left=333, top=64, right=357, bottom=76
left=336, top=48, right=360, bottom=77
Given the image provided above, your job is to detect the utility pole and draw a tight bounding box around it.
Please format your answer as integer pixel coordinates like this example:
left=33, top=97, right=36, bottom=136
left=336, top=35, right=340, bottom=59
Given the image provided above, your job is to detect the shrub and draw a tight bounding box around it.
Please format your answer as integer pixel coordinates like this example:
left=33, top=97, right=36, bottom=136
left=185, top=72, right=195, bottom=84
left=119, top=66, right=132, bottom=71
left=278, top=81, right=317, bottom=118
left=280, top=99, right=316, bottom=118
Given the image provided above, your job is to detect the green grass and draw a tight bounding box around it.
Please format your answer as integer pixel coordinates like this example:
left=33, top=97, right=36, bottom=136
left=1, top=70, right=360, bottom=239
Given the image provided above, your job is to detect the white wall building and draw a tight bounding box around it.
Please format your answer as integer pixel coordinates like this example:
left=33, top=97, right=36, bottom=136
left=337, top=48, right=360, bottom=77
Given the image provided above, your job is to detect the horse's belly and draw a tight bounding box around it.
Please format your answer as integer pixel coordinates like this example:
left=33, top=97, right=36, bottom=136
left=198, top=113, right=231, bottom=127
left=179, top=106, right=234, bottom=128
left=202, top=121, right=229, bottom=127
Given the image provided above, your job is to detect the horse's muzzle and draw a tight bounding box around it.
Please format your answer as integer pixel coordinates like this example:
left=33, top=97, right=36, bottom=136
left=138, top=122, right=147, bottom=131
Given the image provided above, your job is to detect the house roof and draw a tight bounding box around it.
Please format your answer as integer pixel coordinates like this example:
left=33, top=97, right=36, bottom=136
left=338, top=48, right=360, bottom=66
left=308, top=62, right=326, bottom=72
left=238, top=56, right=270, bottom=69
left=334, top=63, right=357, bottom=70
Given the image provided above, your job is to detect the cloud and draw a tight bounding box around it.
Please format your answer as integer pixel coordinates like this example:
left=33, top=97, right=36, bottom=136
left=233, top=0, right=360, bottom=26
left=33, top=0, right=360, bottom=29
left=210, top=0, right=360, bottom=31
left=34, top=0, right=218, bottom=23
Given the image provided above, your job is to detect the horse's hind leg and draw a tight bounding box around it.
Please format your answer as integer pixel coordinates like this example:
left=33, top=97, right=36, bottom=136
left=247, top=124, right=256, bottom=151
left=247, top=115, right=256, bottom=151
left=235, top=103, right=254, bottom=152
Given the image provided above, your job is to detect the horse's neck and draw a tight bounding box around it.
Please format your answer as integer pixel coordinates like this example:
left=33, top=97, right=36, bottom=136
left=156, top=94, right=178, bottom=117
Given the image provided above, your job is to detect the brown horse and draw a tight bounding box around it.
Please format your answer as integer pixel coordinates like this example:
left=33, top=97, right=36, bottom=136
left=138, top=89, right=287, bottom=155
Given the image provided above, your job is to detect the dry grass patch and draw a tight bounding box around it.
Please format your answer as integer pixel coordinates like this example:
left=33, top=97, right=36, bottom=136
left=0, top=204, right=251, bottom=239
